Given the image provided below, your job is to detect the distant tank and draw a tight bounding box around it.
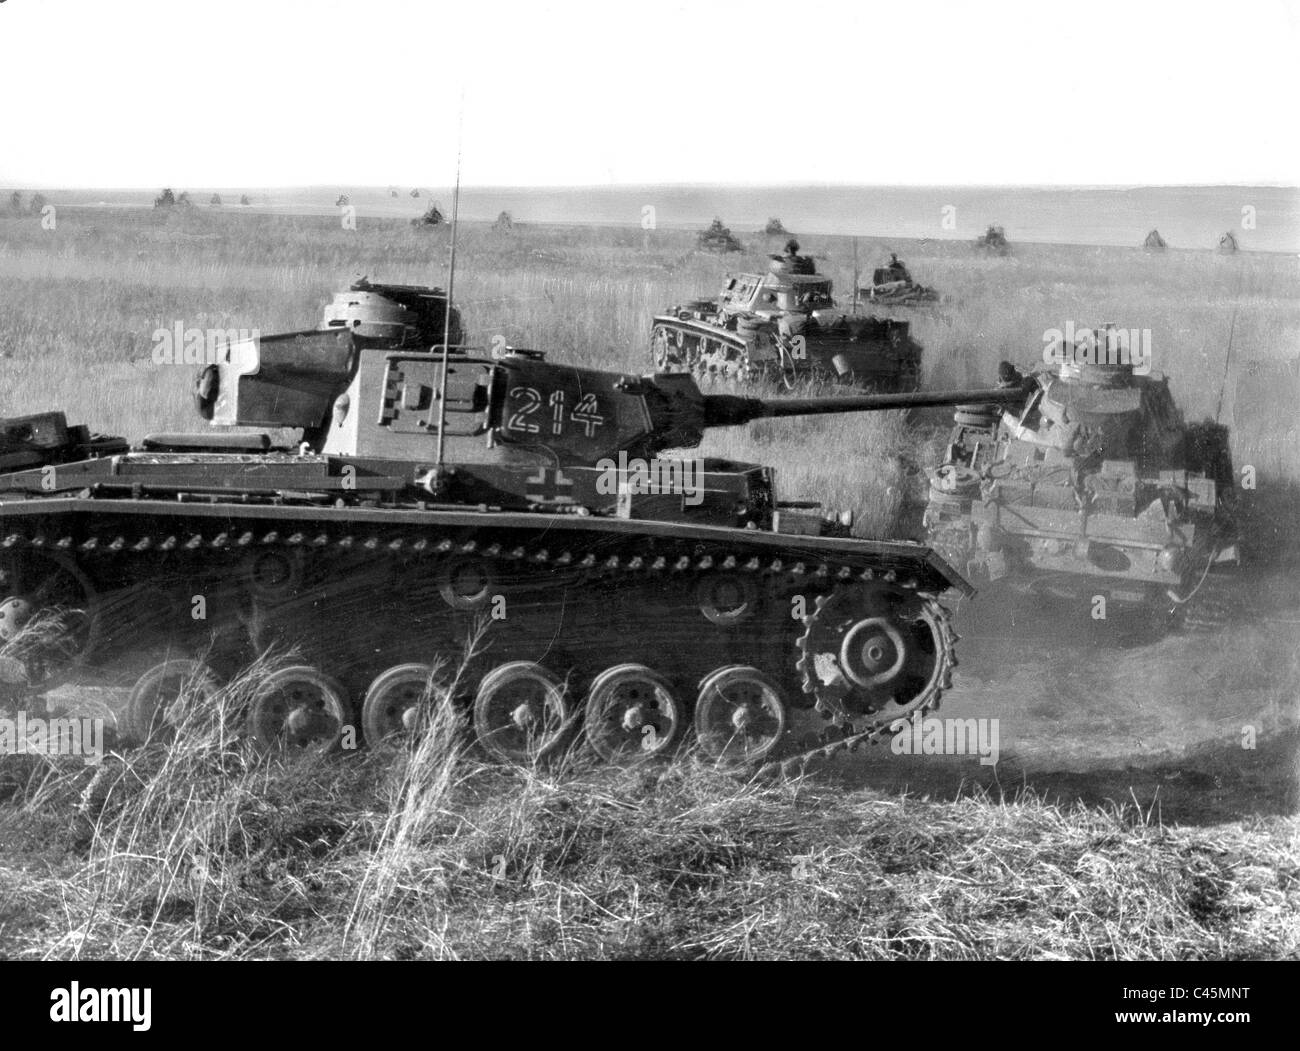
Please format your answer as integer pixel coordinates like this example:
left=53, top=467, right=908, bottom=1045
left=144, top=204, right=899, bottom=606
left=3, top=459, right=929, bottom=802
left=974, top=225, right=1010, bottom=254
left=923, top=326, right=1239, bottom=618
left=0, top=278, right=1021, bottom=773
left=651, top=251, right=922, bottom=390
left=861, top=254, right=940, bottom=307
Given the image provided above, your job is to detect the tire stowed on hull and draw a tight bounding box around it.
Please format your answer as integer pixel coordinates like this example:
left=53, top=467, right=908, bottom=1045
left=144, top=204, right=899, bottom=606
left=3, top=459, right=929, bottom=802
left=0, top=499, right=958, bottom=774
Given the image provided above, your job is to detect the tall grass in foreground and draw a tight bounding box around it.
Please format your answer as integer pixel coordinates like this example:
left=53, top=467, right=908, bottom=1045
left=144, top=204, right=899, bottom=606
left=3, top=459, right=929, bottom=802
left=344, top=643, right=477, bottom=958
left=2, top=724, right=1296, bottom=959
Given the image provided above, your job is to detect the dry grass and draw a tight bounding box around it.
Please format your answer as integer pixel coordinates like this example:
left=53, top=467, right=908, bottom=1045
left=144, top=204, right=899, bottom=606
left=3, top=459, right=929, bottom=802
left=1, top=640, right=1295, bottom=961
left=2, top=732, right=1296, bottom=960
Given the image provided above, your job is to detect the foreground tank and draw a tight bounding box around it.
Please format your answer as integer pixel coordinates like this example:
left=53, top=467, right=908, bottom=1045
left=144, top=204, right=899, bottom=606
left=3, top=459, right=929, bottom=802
left=923, top=330, right=1239, bottom=618
left=650, top=255, right=922, bottom=391
left=0, top=282, right=1019, bottom=773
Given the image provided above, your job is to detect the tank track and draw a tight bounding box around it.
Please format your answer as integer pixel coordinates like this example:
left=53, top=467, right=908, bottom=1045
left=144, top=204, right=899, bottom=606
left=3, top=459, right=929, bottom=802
left=1175, top=573, right=1247, bottom=633
left=0, top=512, right=958, bottom=775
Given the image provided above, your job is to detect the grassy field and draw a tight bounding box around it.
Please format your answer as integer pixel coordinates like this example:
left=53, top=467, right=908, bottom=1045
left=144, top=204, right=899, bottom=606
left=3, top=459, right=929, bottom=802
left=1, top=207, right=1297, bottom=539
left=0, top=663, right=1296, bottom=961
left=1, top=206, right=1298, bottom=960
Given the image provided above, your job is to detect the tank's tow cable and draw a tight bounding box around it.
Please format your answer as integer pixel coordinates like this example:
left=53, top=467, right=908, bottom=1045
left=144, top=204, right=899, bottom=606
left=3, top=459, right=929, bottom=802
left=1167, top=548, right=1218, bottom=606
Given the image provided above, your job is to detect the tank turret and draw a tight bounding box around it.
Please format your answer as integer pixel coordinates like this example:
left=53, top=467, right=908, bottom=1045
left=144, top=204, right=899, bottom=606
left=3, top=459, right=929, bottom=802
left=924, top=334, right=1239, bottom=615
left=321, top=277, right=462, bottom=350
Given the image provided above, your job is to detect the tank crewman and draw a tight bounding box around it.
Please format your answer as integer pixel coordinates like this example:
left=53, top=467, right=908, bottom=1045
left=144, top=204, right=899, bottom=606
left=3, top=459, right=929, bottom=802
left=887, top=253, right=912, bottom=283
left=783, top=239, right=816, bottom=275
left=997, top=360, right=1040, bottom=397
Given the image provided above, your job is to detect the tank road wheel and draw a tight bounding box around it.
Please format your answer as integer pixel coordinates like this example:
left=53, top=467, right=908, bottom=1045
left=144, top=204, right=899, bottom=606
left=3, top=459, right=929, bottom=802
left=695, top=572, right=759, bottom=626
left=124, top=659, right=221, bottom=745
left=0, top=596, right=33, bottom=644
left=584, top=664, right=681, bottom=763
left=436, top=556, right=497, bottom=611
left=474, top=661, right=571, bottom=763
left=691, top=336, right=715, bottom=379
left=694, top=666, right=787, bottom=764
left=247, top=665, right=353, bottom=757
left=651, top=325, right=680, bottom=371
left=361, top=662, right=446, bottom=747
left=675, top=327, right=704, bottom=371
left=692, top=337, right=710, bottom=377
left=796, top=587, right=954, bottom=730
left=0, top=597, right=33, bottom=683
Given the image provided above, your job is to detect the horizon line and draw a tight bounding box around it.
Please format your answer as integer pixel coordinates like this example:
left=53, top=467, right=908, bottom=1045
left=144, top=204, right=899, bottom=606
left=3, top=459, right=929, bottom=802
left=3, top=180, right=1298, bottom=193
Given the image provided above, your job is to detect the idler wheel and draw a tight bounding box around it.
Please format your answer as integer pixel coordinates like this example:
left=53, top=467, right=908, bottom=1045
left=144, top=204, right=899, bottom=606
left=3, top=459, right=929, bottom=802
left=436, top=556, right=497, bottom=611
left=695, top=572, right=759, bottom=626
left=361, top=662, right=446, bottom=747
left=473, top=661, right=571, bottom=762
left=0, top=553, right=101, bottom=684
left=693, top=665, right=786, bottom=763
left=124, top=659, right=220, bottom=745
left=583, top=663, right=681, bottom=763
left=247, top=665, right=352, bottom=756
left=796, top=587, right=952, bottom=726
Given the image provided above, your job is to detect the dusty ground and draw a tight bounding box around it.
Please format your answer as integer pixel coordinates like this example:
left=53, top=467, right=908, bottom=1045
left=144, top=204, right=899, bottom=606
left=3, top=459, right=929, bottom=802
left=812, top=562, right=1300, bottom=825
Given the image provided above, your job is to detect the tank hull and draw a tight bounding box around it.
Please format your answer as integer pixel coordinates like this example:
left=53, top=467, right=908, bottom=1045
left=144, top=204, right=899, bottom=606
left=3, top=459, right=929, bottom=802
left=2, top=465, right=969, bottom=771
left=650, top=312, right=921, bottom=391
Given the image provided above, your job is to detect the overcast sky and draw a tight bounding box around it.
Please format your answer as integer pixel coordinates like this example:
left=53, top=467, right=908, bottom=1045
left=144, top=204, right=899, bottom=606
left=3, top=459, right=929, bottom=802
left=1, top=0, right=1297, bottom=188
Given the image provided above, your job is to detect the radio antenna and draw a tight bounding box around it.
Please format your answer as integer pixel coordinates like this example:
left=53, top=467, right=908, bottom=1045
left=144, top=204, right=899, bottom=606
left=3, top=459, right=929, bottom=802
left=434, top=100, right=465, bottom=474
left=851, top=237, right=860, bottom=316
left=1214, top=259, right=1246, bottom=425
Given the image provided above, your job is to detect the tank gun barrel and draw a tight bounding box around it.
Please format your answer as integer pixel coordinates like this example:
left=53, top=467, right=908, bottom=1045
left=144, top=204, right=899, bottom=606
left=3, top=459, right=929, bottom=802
left=702, top=387, right=1027, bottom=428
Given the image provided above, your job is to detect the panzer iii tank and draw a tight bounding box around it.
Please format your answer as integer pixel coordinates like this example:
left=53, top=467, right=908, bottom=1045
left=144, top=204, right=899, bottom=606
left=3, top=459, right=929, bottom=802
left=0, top=285, right=1019, bottom=773
left=860, top=255, right=940, bottom=308
left=923, top=327, right=1239, bottom=618
left=650, top=255, right=922, bottom=391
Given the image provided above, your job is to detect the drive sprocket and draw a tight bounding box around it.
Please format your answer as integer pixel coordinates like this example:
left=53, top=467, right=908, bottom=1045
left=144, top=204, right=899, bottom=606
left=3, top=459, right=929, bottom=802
left=789, top=585, right=955, bottom=764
